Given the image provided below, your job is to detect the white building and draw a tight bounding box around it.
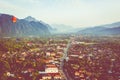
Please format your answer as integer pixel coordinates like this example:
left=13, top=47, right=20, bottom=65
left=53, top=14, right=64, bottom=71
left=45, top=64, right=58, bottom=73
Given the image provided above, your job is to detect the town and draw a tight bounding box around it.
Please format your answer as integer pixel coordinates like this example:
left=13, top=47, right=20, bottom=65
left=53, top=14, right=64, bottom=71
left=64, top=36, right=120, bottom=80
left=0, top=35, right=120, bottom=80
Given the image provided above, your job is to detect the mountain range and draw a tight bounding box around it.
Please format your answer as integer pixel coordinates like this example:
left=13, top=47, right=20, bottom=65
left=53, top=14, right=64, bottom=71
left=78, top=22, right=120, bottom=35
left=0, top=14, right=51, bottom=37
left=0, top=13, right=120, bottom=37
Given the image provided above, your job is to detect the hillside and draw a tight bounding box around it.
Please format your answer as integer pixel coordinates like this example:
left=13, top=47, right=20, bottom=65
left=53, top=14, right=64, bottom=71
left=0, top=14, right=51, bottom=37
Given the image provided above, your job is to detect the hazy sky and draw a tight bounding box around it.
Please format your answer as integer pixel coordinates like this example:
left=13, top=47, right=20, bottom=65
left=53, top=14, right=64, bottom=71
left=0, top=0, right=120, bottom=27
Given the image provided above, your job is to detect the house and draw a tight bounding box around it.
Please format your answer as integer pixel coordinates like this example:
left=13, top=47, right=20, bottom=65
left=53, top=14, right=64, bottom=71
left=21, top=52, right=27, bottom=57
left=42, top=74, right=52, bottom=80
left=57, top=46, right=61, bottom=49
left=45, top=58, right=54, bottom=63
left=46, top=52, right=50, bottom=56
left=45, top=64, right=58, bottom=73
left=75, top=71, right=79, bottom=76
left=46, top=52, right=56, bottom=57
left=50, top=52, right=56, bottom=57
left=79, top=73, right=84, bottom=78
left=54, top=73, right=62, bottom=79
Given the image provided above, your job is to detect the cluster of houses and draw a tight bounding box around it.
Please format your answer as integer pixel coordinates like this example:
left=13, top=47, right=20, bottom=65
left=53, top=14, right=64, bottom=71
left=64, top=38, right=120, bottom=80
left=39, top=39, right=67, bottom=80
left=0, top=38, right=68, bottom=80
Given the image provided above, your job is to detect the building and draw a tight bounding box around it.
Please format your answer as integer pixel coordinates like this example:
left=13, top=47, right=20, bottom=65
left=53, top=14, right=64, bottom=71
left=42, top=74, right=52, bottom=80
left=45, top=64, right=58, bottom=73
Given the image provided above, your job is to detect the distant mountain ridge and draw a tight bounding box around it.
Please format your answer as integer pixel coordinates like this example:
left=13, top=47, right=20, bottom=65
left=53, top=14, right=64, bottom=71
left=78, top=22, right=120, bottom=35
left=103, top=22, right=120, bottom=28
left=0, top=13, right=51, bottom=37
left=51, top=24, right=75, bottom=33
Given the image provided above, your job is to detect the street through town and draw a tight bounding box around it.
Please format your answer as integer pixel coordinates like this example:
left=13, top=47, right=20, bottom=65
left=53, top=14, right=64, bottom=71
left=60, top=39, right=72, bottom=80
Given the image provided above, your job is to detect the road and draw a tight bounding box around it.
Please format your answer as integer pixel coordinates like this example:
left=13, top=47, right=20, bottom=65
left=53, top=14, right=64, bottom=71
left=60, top=39, right=72, bottom=80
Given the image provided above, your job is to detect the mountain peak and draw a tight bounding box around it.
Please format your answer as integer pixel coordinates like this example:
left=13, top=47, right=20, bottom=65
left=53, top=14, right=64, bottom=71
left=24, top=16, right=38, bottom=22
